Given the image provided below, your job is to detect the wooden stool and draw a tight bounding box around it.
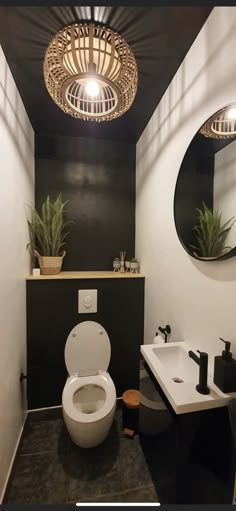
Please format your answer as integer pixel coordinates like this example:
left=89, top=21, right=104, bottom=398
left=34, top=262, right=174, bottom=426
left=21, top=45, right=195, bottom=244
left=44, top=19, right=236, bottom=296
left=122, top=389, right=140, bottom=438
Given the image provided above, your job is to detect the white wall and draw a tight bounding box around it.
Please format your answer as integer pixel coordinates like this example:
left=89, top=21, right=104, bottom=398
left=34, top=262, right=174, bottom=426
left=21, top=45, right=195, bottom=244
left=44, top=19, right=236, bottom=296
left=136, top=7, right=236, bottom=362
left=214, top=139, right=236, bottom=247
left=0, top=46, right=34, bottom=500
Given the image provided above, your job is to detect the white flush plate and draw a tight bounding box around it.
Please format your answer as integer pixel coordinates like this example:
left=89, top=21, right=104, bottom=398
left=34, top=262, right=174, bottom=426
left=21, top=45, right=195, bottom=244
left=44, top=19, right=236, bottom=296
left=78, top=289, right=97, bottom=314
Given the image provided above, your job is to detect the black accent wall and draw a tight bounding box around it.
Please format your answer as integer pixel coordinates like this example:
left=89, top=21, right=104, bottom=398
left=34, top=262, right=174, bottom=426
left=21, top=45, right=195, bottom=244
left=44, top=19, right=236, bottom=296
left=35, top=135, right=136, bottom=270
left=26, top=278, right=145, bottom=409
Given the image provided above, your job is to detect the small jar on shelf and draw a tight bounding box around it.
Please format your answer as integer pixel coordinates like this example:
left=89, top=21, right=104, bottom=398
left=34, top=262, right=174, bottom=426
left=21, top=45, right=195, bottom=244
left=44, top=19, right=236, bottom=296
left=130, top=258, right=139, bottom=273
left=113, top=257, right=121, bottom=272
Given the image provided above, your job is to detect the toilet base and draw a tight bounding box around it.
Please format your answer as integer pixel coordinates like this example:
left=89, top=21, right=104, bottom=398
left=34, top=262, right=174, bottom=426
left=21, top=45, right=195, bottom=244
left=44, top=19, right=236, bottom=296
left=63, top=402, right=116, bottom=448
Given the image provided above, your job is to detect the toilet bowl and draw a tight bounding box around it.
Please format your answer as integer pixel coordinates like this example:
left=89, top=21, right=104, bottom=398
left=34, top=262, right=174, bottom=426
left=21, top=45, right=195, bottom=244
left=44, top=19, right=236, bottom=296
left=62, top=321, right=116, bottom=448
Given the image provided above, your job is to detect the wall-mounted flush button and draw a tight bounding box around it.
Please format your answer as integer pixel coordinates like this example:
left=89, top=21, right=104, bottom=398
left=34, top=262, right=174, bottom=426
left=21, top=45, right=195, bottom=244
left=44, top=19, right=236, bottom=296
left=84, top=295, right=92, bottom=308
left=78, top=290, right=97, bottom=313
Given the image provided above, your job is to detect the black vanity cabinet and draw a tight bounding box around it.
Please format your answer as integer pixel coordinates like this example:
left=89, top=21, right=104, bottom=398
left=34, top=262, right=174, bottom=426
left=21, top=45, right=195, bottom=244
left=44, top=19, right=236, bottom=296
left=26, top=274, right=144, bottom=409
left=143, top=362, right=235, bottom=504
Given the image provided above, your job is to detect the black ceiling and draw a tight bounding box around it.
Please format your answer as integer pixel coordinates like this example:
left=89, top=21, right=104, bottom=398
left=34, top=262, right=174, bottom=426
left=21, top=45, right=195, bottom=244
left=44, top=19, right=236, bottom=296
left=0, top=6, right=212, bottom=142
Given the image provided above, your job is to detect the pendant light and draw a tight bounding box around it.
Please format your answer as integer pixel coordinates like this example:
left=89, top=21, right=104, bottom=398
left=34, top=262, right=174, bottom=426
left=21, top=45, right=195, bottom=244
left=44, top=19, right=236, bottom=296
left=44, top=22, right=138, bottom=122
left=200, top=105, right=236, bottom=139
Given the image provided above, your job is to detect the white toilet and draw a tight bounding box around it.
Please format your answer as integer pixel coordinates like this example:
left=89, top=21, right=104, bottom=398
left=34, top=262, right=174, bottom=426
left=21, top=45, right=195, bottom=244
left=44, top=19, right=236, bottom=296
left=62, top=321, right=116, bottom=448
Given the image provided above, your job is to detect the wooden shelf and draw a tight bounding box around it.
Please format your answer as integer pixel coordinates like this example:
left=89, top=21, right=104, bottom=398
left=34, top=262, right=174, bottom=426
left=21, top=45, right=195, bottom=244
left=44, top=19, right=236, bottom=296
left=26, top=271, right=145, bottom=281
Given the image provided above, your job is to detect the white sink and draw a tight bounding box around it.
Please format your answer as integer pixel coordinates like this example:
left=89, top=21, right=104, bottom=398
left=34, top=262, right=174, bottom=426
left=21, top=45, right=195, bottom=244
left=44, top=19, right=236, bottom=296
left=141, top=342, right=233, bottom=414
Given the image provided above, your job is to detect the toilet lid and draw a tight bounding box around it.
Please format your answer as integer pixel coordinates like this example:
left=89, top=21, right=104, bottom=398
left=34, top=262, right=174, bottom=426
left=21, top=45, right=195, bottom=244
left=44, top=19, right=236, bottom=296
left=65, top=321, right=111, bottom=376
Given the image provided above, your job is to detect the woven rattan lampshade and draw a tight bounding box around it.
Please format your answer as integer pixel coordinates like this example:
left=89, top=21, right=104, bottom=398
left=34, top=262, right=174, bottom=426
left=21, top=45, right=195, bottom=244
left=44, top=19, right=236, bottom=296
left=44, top=22, right=138, bottom=122
left=200, top=105, right=236, bottom=139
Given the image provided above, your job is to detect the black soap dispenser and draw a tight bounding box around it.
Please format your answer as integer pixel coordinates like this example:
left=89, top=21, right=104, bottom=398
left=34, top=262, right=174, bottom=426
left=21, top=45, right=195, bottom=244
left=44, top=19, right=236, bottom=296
left=214, top=337, right=236, bottom=393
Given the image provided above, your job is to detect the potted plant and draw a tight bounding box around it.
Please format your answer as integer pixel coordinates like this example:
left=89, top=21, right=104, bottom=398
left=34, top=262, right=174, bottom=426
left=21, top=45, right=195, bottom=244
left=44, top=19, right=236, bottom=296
left=190, top=202, right=235, bottom=259
left=125, top=258, right=131, bottom=272
left=113, top=257, right=120, bottom=272
left=26, top=194, right=72, bottom=275
left=130, top=257, right=139, bottom=273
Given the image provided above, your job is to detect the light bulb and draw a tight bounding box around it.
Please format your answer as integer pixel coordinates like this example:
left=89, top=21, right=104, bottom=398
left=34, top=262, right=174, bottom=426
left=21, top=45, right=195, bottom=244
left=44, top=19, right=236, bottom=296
left=227, top=107, right=236, bottom=120
left=85, top=79, right=100, bottom=97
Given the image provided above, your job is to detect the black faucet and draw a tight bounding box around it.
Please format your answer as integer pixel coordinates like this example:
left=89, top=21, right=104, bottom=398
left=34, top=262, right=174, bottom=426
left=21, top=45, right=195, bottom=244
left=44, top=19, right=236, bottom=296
left=189, top=349, right=210, bottom=395
left=158, top=324, right=171, bottom=343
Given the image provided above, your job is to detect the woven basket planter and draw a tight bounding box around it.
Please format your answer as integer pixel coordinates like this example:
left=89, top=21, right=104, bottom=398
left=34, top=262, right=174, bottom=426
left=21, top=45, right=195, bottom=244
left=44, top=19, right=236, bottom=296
left=34, top=250, right=66, bottom=275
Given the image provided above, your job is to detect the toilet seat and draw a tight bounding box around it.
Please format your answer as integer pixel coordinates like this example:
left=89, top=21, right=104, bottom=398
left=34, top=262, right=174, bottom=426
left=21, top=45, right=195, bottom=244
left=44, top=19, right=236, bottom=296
left=63, top=321, right=116, bottom=447
left=62, top=372, right=116, bottom=424
left=65, top=321, right=111, bottom=377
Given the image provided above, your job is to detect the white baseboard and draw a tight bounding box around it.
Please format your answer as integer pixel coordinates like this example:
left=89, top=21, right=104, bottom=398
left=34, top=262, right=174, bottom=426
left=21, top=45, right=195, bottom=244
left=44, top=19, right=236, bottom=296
left=28, top=404, right=62, bottom=413
left=0, top=412, right=28, bottom=504
left=28, top=399, right=122, bottom=413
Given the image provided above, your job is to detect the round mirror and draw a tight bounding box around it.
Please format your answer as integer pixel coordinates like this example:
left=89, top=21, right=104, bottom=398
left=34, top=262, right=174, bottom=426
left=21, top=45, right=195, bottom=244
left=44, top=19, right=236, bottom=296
left=174, top=104, right=236, bottom=261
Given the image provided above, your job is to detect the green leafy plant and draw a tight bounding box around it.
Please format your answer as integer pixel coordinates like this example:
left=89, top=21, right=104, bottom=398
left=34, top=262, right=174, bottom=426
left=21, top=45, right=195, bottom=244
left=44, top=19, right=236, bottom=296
left=26, top=194, right=72, bottom=257
left=190, top=202, right=235, bottom=258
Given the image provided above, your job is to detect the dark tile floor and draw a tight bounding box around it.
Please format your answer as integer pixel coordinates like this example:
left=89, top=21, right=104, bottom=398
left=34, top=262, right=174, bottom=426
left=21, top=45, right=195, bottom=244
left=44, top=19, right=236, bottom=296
left=3, top=407, right=161, bottom=504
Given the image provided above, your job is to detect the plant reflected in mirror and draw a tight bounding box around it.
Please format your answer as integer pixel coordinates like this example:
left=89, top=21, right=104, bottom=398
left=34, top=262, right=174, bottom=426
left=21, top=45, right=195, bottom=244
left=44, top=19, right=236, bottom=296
left=190, top=202, right=236, bottom=259
left=174, top=104, right=236, bottom=261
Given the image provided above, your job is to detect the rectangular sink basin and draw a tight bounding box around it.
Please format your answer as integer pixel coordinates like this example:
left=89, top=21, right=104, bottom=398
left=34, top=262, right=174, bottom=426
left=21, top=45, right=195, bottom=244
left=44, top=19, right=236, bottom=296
left=152, top=344, right=199, bottom=382
left=141, top=342, right=232, bottom=414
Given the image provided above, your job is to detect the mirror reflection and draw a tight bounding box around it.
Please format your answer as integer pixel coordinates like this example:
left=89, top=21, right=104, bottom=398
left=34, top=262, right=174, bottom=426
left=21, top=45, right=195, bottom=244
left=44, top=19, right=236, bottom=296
left=174, top=104, right=236, bottom=260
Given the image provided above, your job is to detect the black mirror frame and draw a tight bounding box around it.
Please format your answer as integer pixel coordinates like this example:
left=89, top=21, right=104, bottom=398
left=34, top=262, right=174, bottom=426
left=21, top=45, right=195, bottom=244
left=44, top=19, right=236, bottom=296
left=174, top=106, right=236, bottom=262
